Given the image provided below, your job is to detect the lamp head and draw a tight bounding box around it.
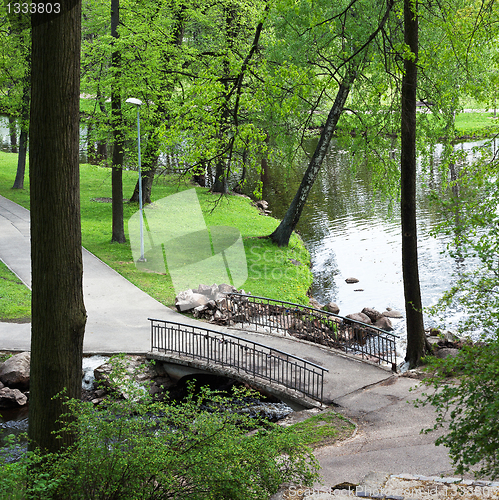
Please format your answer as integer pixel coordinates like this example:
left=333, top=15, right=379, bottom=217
left=126, top=98, right=143, bottom=106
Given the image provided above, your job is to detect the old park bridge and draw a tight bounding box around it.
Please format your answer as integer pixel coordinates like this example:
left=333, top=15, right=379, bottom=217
left=148, top=293, right=399, bottom=409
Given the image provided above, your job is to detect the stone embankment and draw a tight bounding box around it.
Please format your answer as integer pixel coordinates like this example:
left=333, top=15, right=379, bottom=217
left=0, top=352, right=176, bottom=409
left=174, top=284, right=403, bottom=333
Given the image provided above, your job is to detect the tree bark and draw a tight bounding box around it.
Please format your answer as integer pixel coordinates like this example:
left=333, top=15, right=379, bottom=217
left=211, top=159, right=228, bottom=194
left=8, top=116, right=17, bottom=153
left=12, top=128, right=27, bottom=190
left=111, top=0, right=126, bottom=243
left=86, top=121, right=97, bottom=164
left=269, top=68, right=357, bottom=247
left=12, top=88, right=29, bottom=189
left=401, top=0, right=426, bottom=368
left=12, top=21, right=30, bottom=190
left=28, top=0, right=87, bottom=453
left=129, top=128, right=161, bottom=204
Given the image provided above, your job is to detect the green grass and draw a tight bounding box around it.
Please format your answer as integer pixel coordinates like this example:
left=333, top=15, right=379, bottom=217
left=0, top=352, right=13, bottom=363
left=0, top=152, right=313, bottom=315
left=0, top=261, right=30, bottom=323
left=454, top=111, right=499, bottom=138
left=288, top=410, right=355, bottom=448
left=337, top=108, right=499, bottom=141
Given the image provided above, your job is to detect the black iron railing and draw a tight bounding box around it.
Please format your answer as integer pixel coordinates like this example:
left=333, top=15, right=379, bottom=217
left=225, top=294, right=399, bottom=371
left=149, top=318, right=328, bottom=403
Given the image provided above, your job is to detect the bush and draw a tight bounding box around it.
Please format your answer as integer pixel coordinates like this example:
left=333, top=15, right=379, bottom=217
left=1, top=356, right=318, bottom=499
left=416, top=338, right=499, bottom=479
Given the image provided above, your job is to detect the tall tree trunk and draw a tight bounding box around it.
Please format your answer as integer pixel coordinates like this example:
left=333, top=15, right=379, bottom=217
left=12, top=128, right=28, bottom=189
left=8, top=116, right=17, bottom=153
left=260, top=133, right=270, bottom=193
left=130, top=128, right=160, bottom=204
left=128, top=7, right=186, bottom=204
left=111, top=0, right=126, bottom=243
left=401, top=0, right=426, bottom=368
left=87, top=121, right=97, bottom=163
left=270, top=68, right=357, bottom=247
left=210, top=6, right=237, bottom=195
left=12, top=22, right=30, bottom=190
left=28, top=0, right=87, bottom=453
left=211, top=159, right=228, bottom=193
left=96, top=141, right=107, bottom=163
left=13, top=91, right=30, bottom=189
left=95, top=86, right=108, bottom=164
left=130, top=166, right=155, bottom=204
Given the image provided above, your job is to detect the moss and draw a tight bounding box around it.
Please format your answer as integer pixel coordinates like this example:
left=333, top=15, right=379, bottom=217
left=289, top=410, right=355, bottom=448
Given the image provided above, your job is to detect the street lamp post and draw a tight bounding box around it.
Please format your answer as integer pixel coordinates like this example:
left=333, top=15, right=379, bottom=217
left=126, top=98, right=146, bottom=262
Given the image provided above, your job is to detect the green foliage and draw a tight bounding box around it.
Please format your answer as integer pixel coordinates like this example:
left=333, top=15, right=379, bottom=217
left=0, top=352, right=12, bottom=363
left=0, top=4, right=30, bottom=119
left=454, top=112, right=499, bottom=138
left=426, top=141, right=499, bottom=336
left=1, top=356, right=319, bottom=500
left=0, top=459, right=25, bottom=500
left=416, top=338, right=499, bottom=479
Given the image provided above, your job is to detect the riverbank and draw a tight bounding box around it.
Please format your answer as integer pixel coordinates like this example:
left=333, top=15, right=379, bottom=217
left=333, top=110, right=499, bottom=142
left=0, top=152, right=313, bottom=318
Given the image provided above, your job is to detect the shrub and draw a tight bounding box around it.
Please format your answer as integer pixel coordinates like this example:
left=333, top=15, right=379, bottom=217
left=1, top=356, right=318, bottom=499
left=416, top=338, right=499, bottom=479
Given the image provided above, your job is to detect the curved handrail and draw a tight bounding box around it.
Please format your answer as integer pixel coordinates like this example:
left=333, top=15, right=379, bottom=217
left=148, top=318, right=328, bottom=403
left=225, top=293, right=399, bottom=370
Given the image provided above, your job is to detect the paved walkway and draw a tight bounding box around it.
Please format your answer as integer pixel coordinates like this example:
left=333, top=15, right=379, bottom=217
left=0, top=194, right=194, bottom=352
left=0, top=194, right=458, bottom=491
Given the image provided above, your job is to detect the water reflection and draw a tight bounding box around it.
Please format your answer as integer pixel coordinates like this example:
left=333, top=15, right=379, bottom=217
left=263, top=139, right=494, bottom=350
left=0, top=115, right=14, bottom=152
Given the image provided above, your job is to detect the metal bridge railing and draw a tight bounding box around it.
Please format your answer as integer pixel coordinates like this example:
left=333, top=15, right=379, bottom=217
left=149, top=318, right=328, bottom=403
left=225, top=294, right=399, bottom=371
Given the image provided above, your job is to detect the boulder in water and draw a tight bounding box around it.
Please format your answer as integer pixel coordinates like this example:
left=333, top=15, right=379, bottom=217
left=0, top=352, right=30, bottom=390
left=0, top=387, right=27, bottom=408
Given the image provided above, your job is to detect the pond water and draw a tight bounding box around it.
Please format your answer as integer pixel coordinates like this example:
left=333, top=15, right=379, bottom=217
left=0, top=116, right=14, bottom=152
left=262, top=138, right=497, bottom=358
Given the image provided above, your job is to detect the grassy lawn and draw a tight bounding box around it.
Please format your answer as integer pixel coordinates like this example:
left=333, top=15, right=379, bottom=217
left=454, top=111, right=499, bottom=138
left=0, top=261, right=30, bottom=322
left=0, top=152, right=313, bottom=316
left=338, top=109, right=499, bottom=141
left=287, top=409, right=355, bottom=448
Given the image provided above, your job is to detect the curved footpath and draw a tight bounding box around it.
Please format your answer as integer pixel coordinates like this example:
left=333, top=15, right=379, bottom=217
left=0, top=194, right=478, bottom=497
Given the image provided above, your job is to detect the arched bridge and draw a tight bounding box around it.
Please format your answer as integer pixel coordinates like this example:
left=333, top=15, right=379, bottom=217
left=147, top=292, right=399, bottom=409
left=148, top=318, right=329, bottom=409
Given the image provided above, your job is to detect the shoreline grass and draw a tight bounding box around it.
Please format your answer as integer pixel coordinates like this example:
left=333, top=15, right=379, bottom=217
left=454, top=111, right=499, bottom=138
left=286, top=410, right=355, bottom=449
left=0, top=152, right=313, bottom=319
left=337, top=110, right=499, bottom=141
